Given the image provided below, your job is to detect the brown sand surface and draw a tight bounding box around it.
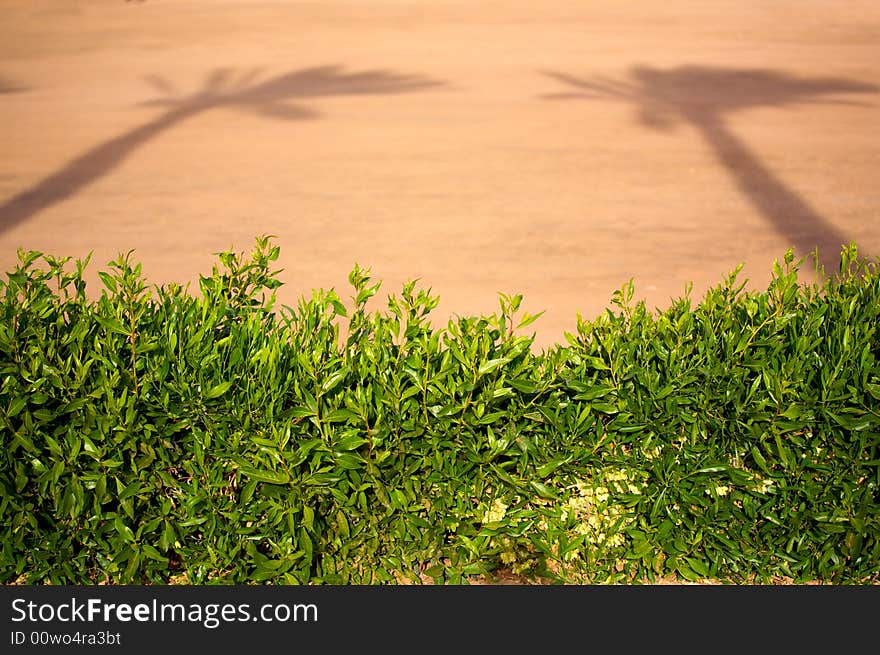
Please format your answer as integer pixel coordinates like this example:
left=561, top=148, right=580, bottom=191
left=1, top=0, right=878, bottom=349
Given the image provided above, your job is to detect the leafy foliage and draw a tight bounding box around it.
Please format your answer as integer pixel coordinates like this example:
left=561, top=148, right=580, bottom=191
left=1, top=238, right=878, bottom=584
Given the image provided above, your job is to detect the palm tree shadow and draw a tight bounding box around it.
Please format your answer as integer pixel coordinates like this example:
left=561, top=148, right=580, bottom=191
left=0, top=78, right=26, bottom=94
left=0, top=65, right=443, bottom=235
left=542, top=65, right=878, bottom=274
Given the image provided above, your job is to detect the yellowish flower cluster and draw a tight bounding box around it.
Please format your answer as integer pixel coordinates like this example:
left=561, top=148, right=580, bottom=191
left=563, top=469, right=642, bottom=550
left=604, top=468, right=643, bottom=496
left=480, top=498, right=509, bottom=525
left=643, top=444, right=663, bottom=461
left=573, top=480, right=609, bottom=504
left=705, top=484, right=731, bottom=496
left=752, top=477, right=775, bottom=494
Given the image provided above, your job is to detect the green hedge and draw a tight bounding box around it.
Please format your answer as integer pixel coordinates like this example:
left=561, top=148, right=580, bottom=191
left=1, top=237, right=878, bottom=584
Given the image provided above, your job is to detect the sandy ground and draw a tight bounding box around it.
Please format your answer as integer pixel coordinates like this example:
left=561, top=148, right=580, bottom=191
left=1, top=0, right=878, bottom=349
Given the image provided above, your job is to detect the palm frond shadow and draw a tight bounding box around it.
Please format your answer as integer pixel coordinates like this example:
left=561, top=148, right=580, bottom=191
left=0, top=65, right=444, bottom=234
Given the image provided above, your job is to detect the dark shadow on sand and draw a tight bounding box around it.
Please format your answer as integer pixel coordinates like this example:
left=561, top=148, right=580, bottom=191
left=543, top=65, right=878, bottom=273
left=0, top=65, right=442, bottom=234
left=0, top=78, right=26, bottom=95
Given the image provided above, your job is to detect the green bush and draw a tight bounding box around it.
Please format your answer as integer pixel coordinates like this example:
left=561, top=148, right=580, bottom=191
left=1, top=237, right=878, bottom=584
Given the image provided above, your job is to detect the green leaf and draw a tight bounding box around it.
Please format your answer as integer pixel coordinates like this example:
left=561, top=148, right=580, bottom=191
left=96, top=315, right=129, bottom=336
left=335, top=434, right=367, bottom=451
left=750, top=446, right=770, bottom=474
left=325, top=408, right=357, bottom=424
left=7, top=397, right=26, bottom=418
left=618, top=424, right=646, bottom=433
left=591, top=402, right=618, bottom=415
left=478, top=358, right=509, bottom=377
left=141, top=544, right=168, bottom=564
left=685, top=557, right=709, bottom=577
left=178, top=517, right=208, bottom=527
left=114, top=518, right=136, bottom=543
left=97, top=271, right=118, bottom=293
left=529, top=481, right=559, bottom=500
left=695, top=466, right=729, bottom=475
left=119, top=481, right=141, bottom=501
left=205, top=381, right=232, bottom=399
left=321, top=368, right=350, bottom=395
left=508, top=378, right=539, bottom=394
left=775, top=434, right=791, bottom=469
left=517, top=311, right=545, bottom=330
left=676, top=562, right=701, bottom=582
left=303, top=506, right=315, bottom=532
left=630, top=540, right=654, bottom=558
left=536, top=455, right=571, bottom=478
left=238, top=465, right=290, bottom=485
left=574, top=385, right=614, bottom=401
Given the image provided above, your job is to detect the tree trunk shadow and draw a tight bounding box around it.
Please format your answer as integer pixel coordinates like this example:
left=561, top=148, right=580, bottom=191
left=542, top=65, right=878, bottom=273
left=0, top=107, right=196, bottom=235
left=693, top=111, right=849, bottom=274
